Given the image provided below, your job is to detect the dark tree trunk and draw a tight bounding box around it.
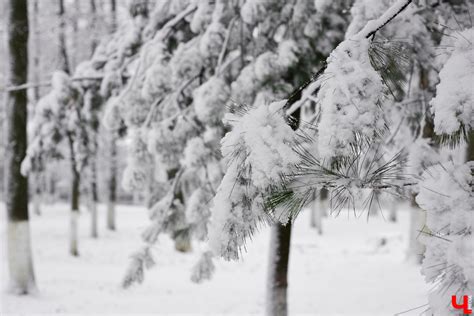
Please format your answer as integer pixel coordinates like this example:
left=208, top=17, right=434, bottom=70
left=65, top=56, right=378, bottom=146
left=86, top=89, right=101, bottom=238
left=32, top=0, right=40, bottom=101
left=67, top=134, right=80, bottom=256
left=467, top=130, right=474, bottom=162
left=407, top=66, right=435, bottom=264
left=58, top=0, right=70, bottom=74
left=71, top=0, right=80, bottom=69
left=32, top=0, right=42, bottom=216
left=6, top=0, right=37, bottom=294
left=90, top=153, right=98, bottom=238
left=89, top=0, right=98, bottom=55
left=266, top=223, right=292, bottom=316
left=310, top=190, right=323, bottom=234
left=32, top=175, right=41, bottom=216
left=107, top=132, right=117, bottom=230
left=110, top=0, right=117, bottom=31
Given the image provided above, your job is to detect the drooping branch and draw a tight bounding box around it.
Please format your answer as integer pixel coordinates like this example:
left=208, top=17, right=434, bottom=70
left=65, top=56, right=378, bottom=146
left=284, top=0, right=413, bottom=115
left=155, top=4, right=197, bottom=41
left=357, top=0, right=412, bottom=39
left=217, top=16, right=238, bottom=74
left=0, top=75, right=129, bottom=93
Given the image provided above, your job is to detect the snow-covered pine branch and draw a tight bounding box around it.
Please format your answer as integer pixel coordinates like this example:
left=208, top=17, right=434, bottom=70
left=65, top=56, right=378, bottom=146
left=415, top=27, right=473, bottom=316
left=208, top=0, right=417, bottom=260
left=113, top=0, right=352, bottom=287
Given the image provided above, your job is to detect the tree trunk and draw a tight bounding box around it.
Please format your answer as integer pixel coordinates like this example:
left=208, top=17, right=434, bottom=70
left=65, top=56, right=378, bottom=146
left=90, top=154, right=98, bottom=238
left=266, top=223, right=292, bottom=316
left=174, top=231, right=192, bottom=252
left=57, top=0, right=70, bottom=74
left=71, top=0, right=80, bottom=69
left=70, top=168, right=80, bottom=256
left=32, top=0, right=40, bottom=101
left=389, top=202, right=397, bottom=222
left=31, top=0, right=42, bottom=216
left=310, top=191, right=322, bottom=235
left=110, top=0, right=117, bottom=31
left=320, top=188, right=328, bottom=217
left=89, top=0, right=98, bottom=55
left=406, top=66, right=433, bottom=263
left=107, top=132, right=117, bottom=230
left=87, top=88, right=101, bottom=238
left=5, top=0, right=37, bottom=294
left=466, top=130, right=474, bottom=163
left=68, top=135, right=80, bottom=256
left=47, top=169, right=57, bottom=203
left=32, top=176, right=41, bottom=216
left=406, top=194, right=425, bottom=264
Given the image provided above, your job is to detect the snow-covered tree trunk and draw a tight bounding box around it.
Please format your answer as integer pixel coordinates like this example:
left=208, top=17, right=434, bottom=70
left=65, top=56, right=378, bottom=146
left=106, top=132, right=117, bottom=231
left=105, top=0, right=118, bottom=234
left=31, top=0, right=41, bottom=216
left=46, top=170, right=57, bottom=203
left=57, top=0, right=70, bottom=74
left=90, top=150, right=98, bottom=238
left=70, top=0, right=80, bottom=70
left=310, top=191, right=323, bottom=235
left=5, top=0, right=37, bottom=294
left=89, top=0, right=98, bottom=55
left=388, top=203, right=397, bottom=223
left=109, top=0, right=116, bottom=31
left=173, top=188, right=192, bottom=253
left=84, top=85, right=101, bottom=239
left=467, top=130, right=474, bottom=162
left=406, top=195, right=425, bottom=264
left=407, top=66, right=434, bottom=263
left=32, top=177, right=41, bottom=216
left=266, top=223, right=292, bottom=316
left=320, top=188, right=328, bottom=217
left=32, top=0, right=40, bottom=102
left=174, top=230, right=192, bottom=253
left=67, top=135, right=80, bottom=257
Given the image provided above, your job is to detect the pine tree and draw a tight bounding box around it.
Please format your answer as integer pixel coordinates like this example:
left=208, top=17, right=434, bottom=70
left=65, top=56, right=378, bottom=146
left=415, top=26, right=473, bottom=315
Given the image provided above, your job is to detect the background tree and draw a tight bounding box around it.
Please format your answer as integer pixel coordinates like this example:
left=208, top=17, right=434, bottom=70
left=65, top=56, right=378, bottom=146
left=5, top=0, right=37, bottom=295
left=22, top=71, right=88, bottom=257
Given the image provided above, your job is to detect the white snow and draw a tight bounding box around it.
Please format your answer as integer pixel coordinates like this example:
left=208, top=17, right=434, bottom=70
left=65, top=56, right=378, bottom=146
left=1, top=202, right=429, bottom=315
left=316, top=38, right=385, bottom=160
left=431, top=28, right=474, bottom=135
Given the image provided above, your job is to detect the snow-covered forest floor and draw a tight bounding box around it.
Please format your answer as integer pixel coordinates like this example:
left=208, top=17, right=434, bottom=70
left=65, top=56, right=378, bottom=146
left=1, top=202, right=428, bottom=315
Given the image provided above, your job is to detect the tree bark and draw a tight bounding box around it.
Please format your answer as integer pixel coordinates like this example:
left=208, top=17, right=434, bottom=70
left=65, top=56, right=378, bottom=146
left=90, top=150, right=98, bottom=238
left=32, top=176, right=41, bottom=216
left=107, top=132, right=117, bottom=230
left=266, top=223, right=292, bottom=316
left=31, top=0, right=42, bottom=216
left=71, top=0, right=80, bottom=69
left=32, top=0, right=40, bottom=101
left=58, top=0, right=70, bottom=74
left=5, top=0, right=37, bottom=294
left=89, top=0, right=98, bottom=55
left=110, top=0, right=117, bottom=31
left=310, top=191, right=323, bottom=235
left=466, top=130, right=474, bottom=163
left=388, top=204, right=397, bottom=222
left=67, top=134, right=80, bottom=256
left=86, top=88, right=101, bottom=238
left=406, top=66, right=434, bottom=264
left=407, top=194, right=425, bottom=264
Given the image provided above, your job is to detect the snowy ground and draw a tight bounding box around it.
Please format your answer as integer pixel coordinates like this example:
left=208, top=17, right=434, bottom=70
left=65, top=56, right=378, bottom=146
left=1, top=202, right=429, bottom=315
